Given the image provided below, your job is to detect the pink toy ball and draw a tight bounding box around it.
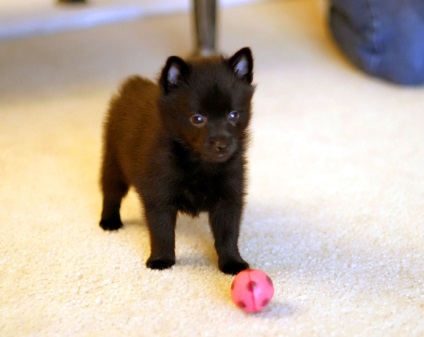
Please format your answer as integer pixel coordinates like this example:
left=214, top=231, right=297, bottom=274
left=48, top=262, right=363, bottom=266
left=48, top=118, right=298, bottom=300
left=231, top=269, right=274, bottom=313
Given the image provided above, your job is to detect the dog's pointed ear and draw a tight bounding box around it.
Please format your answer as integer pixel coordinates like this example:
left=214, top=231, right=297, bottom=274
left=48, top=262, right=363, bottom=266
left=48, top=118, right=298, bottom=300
left=160, top=56, right=190, bottom=94
left=227, top=47, right=253, bottom=83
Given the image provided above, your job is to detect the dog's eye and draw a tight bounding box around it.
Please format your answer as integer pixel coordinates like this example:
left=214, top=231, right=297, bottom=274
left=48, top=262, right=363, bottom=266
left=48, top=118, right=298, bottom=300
left=228, top=111, right=240, bottom=123
left=190, top=114, right=207, bottom=127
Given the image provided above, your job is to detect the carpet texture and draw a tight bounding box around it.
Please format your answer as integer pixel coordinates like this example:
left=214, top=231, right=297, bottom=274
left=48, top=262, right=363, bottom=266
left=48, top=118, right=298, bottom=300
left=1, top=0, right=423, bottom=336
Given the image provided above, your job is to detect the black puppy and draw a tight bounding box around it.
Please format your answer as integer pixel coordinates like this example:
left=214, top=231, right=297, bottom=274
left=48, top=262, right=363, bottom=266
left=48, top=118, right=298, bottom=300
left=100, top=47, right=255, bottom=275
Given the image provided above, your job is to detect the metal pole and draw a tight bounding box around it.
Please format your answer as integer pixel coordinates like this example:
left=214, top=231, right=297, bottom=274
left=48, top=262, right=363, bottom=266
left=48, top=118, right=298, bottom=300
left=192, top=0, right=217, bottom=56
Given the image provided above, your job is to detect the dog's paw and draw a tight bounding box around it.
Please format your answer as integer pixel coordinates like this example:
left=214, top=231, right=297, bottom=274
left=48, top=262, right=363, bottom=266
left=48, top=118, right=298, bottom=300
left=99, top=218, right=123, bottom=231
left=219, top=260, right=250, bottom=275
left=146, top=257, right=176, bottom=270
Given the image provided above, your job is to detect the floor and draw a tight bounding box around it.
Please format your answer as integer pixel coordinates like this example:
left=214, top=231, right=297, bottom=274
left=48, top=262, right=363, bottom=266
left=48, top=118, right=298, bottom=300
left=0, top=0, right=259, bottom=40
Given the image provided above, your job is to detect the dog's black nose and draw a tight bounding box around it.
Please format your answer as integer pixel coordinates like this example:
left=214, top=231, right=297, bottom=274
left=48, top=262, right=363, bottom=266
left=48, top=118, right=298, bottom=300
left=215, top=142, right=227, bottom=153
left=210, top=137, right=231, bottom=153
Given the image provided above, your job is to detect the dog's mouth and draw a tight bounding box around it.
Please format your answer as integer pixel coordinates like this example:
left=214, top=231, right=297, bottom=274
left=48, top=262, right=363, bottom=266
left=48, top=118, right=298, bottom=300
left=202, top=151, right=233, bottom=163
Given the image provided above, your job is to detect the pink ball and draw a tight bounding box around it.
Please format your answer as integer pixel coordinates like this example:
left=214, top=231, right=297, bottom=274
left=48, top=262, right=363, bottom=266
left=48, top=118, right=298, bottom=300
left=231, top=269, right=274, bottom=313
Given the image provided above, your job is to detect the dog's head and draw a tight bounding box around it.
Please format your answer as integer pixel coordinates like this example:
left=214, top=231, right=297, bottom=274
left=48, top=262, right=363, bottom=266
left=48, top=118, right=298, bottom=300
left=158, top=47, right=255, bottom=163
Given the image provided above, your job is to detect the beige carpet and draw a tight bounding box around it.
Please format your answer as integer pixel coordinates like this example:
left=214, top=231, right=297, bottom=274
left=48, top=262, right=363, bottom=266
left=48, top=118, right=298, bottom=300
left=1, top=0, right=423, bottom=336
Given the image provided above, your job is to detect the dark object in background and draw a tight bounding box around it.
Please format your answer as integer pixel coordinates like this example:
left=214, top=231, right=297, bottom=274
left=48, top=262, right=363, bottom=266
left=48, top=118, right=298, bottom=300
left=192, top=0, right=217, bottom=56
left=57, top=0, right=86, bottom=3
left=329, top=0, right=424, bottom=85
left=99, top=48, right=255, bottom=275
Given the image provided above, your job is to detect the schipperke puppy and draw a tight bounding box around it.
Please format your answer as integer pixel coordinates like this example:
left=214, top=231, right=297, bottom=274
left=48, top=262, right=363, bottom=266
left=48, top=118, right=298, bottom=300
left=99, top=47, right=255, bottom=275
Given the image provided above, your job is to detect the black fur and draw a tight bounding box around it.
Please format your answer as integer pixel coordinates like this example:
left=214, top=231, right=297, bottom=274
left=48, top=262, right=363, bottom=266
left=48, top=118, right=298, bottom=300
left=100, top=47, right=255, bottom=275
